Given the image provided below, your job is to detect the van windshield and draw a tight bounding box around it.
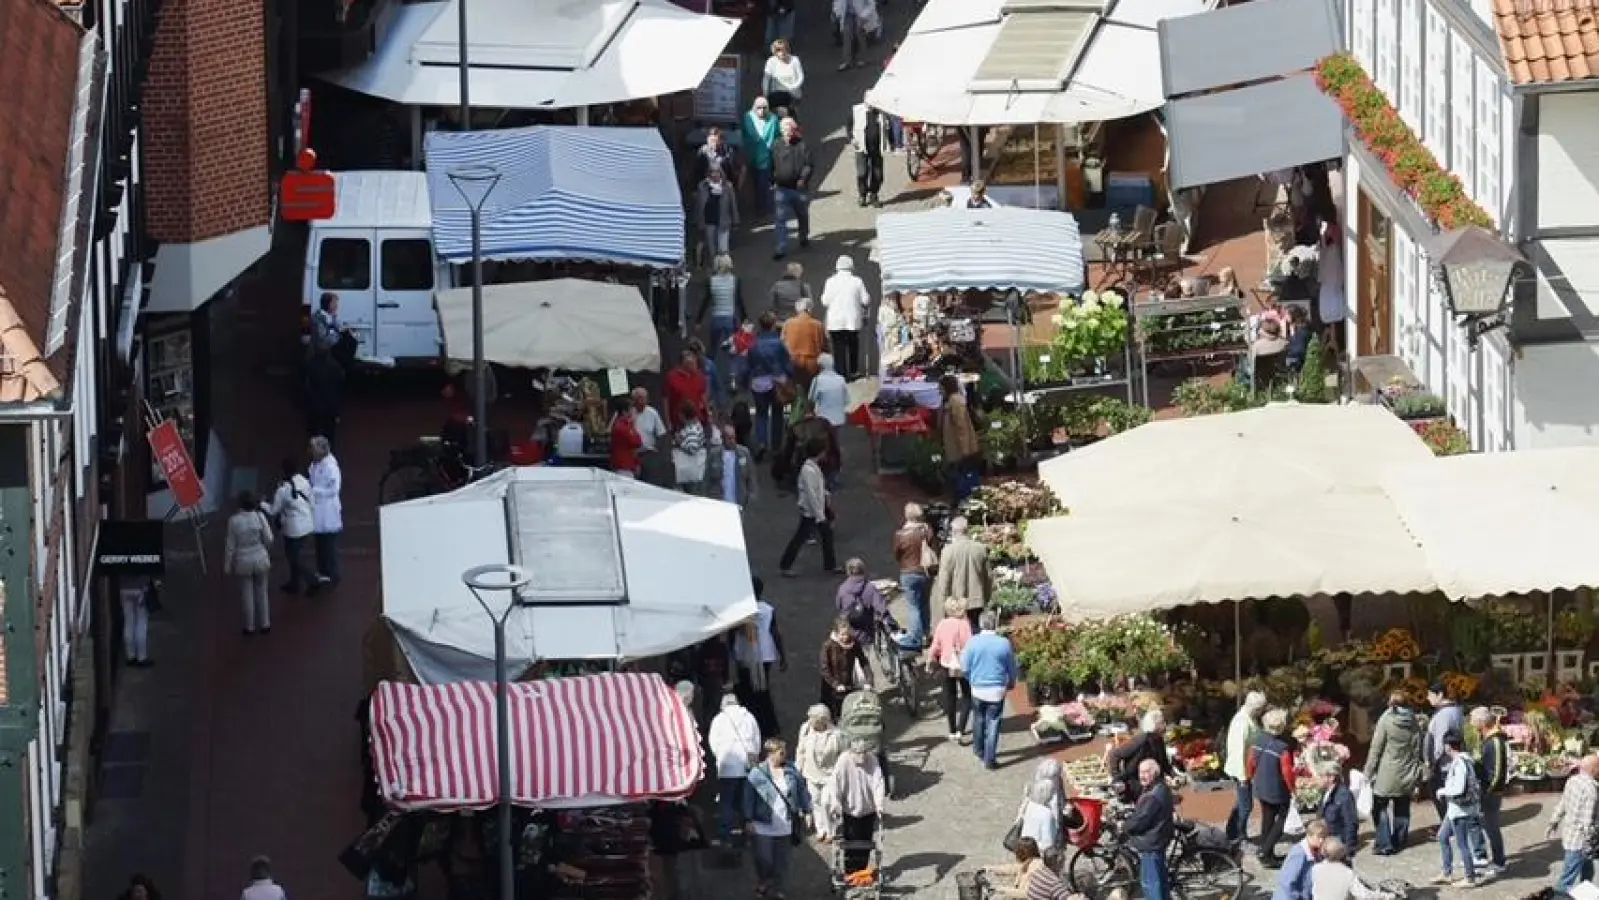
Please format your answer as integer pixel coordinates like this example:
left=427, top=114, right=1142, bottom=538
left=317, top=238, right=372, bottom=290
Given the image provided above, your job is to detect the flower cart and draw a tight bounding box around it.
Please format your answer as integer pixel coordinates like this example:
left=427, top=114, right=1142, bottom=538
left=1134, top=294, right=1249, bottom=408
left=1020, top=290, right=1138, bottom=404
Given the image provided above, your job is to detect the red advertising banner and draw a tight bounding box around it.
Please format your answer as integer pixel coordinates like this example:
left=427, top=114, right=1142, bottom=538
left=148, top=420, right=205, bottom=510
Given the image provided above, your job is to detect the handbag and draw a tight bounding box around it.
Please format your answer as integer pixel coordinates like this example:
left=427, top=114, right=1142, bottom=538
left=1001, top=815, right=1024, bottom=852
left=775, top=378, right=797, bottom=406
left=919, top=534, right=938, bottom=570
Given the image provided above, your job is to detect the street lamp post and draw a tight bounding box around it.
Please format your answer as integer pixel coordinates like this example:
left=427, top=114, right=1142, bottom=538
left=462, top=563, right=534, bottom=900
left=446, top=165, right=501, bottom=466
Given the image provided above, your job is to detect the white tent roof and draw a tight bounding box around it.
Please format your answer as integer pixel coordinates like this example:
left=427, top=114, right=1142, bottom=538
left=436, top=279, right=660, bottom=372
left=1381, top=448, right=1599, bottom=601
left=380, top=467, right=757, bottom=683
left=1026, top=493, right=1437, bottom=618
left=1038, top=403, right=1436, bottom=513
left=865, top=0, right=1211, bottom=126
left=319, top=0, right=737, bottom=110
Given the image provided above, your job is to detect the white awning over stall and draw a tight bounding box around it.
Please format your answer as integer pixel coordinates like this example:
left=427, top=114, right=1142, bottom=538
left=435, top=279, right=661, bottom=372
left=319, top=0, right=737, bottom=110
left=380, top=467, right=757, bottom=683
left=877, top=208, right=1084, bottom=294
left=865, top=0, right=1211, bottom=126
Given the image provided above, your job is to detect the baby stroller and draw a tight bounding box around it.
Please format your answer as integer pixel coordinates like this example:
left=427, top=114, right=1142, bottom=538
left=831, top=817, right=885, bottom=899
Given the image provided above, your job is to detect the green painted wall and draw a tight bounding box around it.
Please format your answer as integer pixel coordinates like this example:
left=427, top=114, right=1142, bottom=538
left=0, top=424, right=37, bottom=900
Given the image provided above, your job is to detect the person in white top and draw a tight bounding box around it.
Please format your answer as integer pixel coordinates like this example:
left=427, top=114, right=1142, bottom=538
left=307, top=436, right=343, bottom=591
left=629, top=387, right=671, bottom=486
left=266, top=457, right=315, bottom=594
left=745, top=738, right=812, bottom=898
left=734, top=576, right=788, bottom=737
left=239, top=856, right=288, bottom=900
left=708, top=693, right=763, bottom=844
left=809, top=354, right=848, bottom=427
left=761, top=39, right=805, bottom=111
left=820, top=255, right=870, bottom=378
left=778, top=439, right=838, bottom=576
left=796, top=705, right=847, bottom=839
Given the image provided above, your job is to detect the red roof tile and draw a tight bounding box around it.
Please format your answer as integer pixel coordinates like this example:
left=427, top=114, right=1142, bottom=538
left=0, top=0, right=85, bottom=388
left=1494, top=0, right=1599, bottom=85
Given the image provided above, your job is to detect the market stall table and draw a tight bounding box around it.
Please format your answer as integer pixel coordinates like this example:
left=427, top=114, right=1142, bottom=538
left=859, top=407, right=932, bottom=473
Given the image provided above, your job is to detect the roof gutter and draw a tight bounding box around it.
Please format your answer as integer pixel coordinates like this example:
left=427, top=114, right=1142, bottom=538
left=1514, top=77, right=1599, bottom=95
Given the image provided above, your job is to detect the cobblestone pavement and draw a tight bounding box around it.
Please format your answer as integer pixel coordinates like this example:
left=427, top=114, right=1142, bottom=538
left=78, top=2, right=1569, bottom=899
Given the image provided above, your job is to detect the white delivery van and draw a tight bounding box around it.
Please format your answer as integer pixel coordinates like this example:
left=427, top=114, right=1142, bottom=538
left=302, top=171, right=454, bottom=366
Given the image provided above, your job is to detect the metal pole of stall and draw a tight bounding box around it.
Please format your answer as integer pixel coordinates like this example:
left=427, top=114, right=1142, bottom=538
left=457, top=0, right=471, bottom=129
left=447, top=166, right=502, bottom=466
left=463, top=564, right=535, bottom=900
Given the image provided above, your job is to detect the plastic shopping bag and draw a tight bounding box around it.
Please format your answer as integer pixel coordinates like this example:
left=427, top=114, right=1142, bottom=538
left=1350, top=768, right=1374, bottom=821
left=1283, top=804, right=1306, bottom=837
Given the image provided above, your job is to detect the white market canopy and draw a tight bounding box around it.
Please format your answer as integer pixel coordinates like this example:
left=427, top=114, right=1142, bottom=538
left=380, top=467, right=757, bottom=684
left=1025, top=493, right=1438, bottom=620
left=877, top=208, right=1085, bottom=294
left=435, top=279, right=660, bottom=372
left=319, top=0, right=737, bottom=110
left=1038, top=403, right=1436, bottom=512
left=425, top=126, right=684, bottom=268
left=865, top=0, right=1213, bottom=127
left=1028, top=403, right=1441, bottom=618
left=1381, top=447, right=1599, bottom=601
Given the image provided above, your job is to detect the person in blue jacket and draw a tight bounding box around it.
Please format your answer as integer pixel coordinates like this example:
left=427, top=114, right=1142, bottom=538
left=744, top=311, right=794, bottom=460
left=744, top=737, right=812, bottom=898
left=959, top=609, right=1018, bottom=771
left=1272, top=821, right=1328, bottom=900
left=1317, top=763, right=1360, bottom=855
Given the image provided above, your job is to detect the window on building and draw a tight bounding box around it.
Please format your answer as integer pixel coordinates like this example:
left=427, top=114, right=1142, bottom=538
left=1393, top=231, right=1419, bottom=369
left=316, top=238, right=372, bottom=291
left=1476, top=61, right=1502, bottom=221
left=1398, top=0, right=1423, bottom=131
left=1353, top=0, right=1376, bottom=71
left=380, top=239, right=435, bottom=291
left=1423, top=7, right=1449, bottom=164
left=1450, top=35, right=1476, bottom=197
left=1376, top=0, right=1398, bottom=97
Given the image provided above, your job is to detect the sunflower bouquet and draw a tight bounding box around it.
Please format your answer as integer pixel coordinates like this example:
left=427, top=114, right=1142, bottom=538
left=1371, top=628, right=1422, bottom=662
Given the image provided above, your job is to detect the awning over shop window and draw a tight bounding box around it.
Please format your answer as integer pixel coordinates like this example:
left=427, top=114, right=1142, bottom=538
left=1165, top=73, right=1346, bottom=191
left=865, top=0, right=1211, bottom=126
left=877, top=208, right=1085, bottom=294
left=1158, top=0, right=1342, bottom=98
left=318, top=0, right=737, bottom=110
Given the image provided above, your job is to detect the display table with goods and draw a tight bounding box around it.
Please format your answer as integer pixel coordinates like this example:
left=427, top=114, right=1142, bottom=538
left=1134, top=294, right=1248, bottom=407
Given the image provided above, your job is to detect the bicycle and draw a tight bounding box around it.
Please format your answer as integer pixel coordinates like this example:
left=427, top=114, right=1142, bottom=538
left=871, top=625, right=922, bottom=716
left=903, top=122, right=947, bottom=181
left=1065, top=802, right=1243, bottom=900
left=378, top=437, right=502, bottom=503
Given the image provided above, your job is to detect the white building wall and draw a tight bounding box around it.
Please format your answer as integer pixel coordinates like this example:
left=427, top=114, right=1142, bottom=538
left=1344, top=0, right=1516, bottom=452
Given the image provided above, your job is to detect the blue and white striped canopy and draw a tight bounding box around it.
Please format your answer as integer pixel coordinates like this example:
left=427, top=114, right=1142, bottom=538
left=876, top=208, right=1085, bottom=295
left=425, top=126, right=684, bottom=269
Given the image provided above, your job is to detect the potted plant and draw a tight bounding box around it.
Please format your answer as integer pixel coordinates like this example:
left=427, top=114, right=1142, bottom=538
left=1012, top=619, right=1075, bottom=704
left=1296, top=336, right=1331, bottom=403
left=1419, top=420, right=1470, bottom=455
left=979, top=410, right=1027, bottom=472
left=902, top=437, right=946, bottom=494
left=1050, top=291, right=1130, bottom=375
left=1386, top=390, right=1447, bottom=421
left=1172, top=378, right=1259, bottom=417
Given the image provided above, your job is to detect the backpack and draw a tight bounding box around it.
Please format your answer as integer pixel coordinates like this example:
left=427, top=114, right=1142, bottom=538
left=843, top=582, right=875, bottom=633
left=839, top=690, right=884, bottom=753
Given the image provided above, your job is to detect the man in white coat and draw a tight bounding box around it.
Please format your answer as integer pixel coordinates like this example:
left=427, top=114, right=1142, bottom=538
left=308, top=435, right=344, bottom=593
left=708, top=693, right=763, bottom=845
left=849, top=102, right=892, bottom=208
left=820, top=255, right=871, bottom=379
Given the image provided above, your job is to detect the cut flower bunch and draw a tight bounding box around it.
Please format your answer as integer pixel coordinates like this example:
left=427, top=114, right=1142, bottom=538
left=1050, top=290, right=1130, bottom=365
left=1314, top=54, right=1493, bottom=230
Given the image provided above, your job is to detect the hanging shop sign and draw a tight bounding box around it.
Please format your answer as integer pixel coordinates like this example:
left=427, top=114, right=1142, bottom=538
left=148, top=419, right=205, bottom=510
left=281, top=148, right=337, bottom=222
left=97, top=520, right=166, bottom=574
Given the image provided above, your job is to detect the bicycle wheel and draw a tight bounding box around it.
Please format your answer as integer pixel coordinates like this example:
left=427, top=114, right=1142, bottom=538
left=1066, top=847, right=1134, bottom=898
left=1170, top=849, right=1243, bottom=900
left=873, top=631, right=900, bottom=686
left=380, top=465, right=435, bottom=503
left=906, top=146, right=923, bottom=181
left=899, top=656, right=921, bottom=716
left=921, top=125, right=947, bottom=159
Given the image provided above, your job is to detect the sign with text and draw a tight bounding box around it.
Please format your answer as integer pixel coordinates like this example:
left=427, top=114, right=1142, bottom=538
left=148, top=420, right=205, bottom=510
left=96, top=520, right=165, bottom=575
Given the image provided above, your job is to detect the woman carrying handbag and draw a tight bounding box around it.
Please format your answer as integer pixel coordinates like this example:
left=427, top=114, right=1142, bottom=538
left=225, top=490, right=276, bottom=635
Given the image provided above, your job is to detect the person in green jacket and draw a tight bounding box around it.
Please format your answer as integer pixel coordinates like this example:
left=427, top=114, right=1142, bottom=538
left=1366, top=692, right=1427, bottom=855
left=741, top=97, right=780, bottom=217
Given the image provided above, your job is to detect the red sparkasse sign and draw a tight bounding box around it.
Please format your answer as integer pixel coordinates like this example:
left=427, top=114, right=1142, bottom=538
left=148, top=420, right=205, bottom=510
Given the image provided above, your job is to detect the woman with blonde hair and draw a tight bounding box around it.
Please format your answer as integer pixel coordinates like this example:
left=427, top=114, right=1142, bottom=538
left=1250, top=707, right=1297, bottom=865
left=225, top=491, right=275, bottom=635
left=762, top=39, right=805, bottom=111
left=926, top=595, right=974, bottom=741
left=795, top=704, right=846, bottom=840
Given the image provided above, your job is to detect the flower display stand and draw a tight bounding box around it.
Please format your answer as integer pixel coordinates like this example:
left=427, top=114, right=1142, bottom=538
left=1524, top=652, right=1550, bottom=681
left=1381, top=662, right=1412, bottom=682
left=1557, top=651, right=1585, bottom=685
left=1489, top=653, right=1522, bottom=683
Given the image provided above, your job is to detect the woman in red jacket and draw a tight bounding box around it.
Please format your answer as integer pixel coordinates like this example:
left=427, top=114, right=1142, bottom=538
left=609, top=396, right=643, bottom=476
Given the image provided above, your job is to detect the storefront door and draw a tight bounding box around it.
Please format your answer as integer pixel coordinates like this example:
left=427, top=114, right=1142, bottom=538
left=1356, top=190, right=1393, bottom=357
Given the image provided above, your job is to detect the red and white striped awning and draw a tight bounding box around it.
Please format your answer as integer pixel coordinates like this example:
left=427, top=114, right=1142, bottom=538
left=370, top=673, right=704, bottom=810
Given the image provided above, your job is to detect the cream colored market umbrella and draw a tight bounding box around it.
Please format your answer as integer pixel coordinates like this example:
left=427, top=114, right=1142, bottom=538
left=1037, top=403, right=1433, bottom=513
left=1024, top=492, right=1437, bottom=621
